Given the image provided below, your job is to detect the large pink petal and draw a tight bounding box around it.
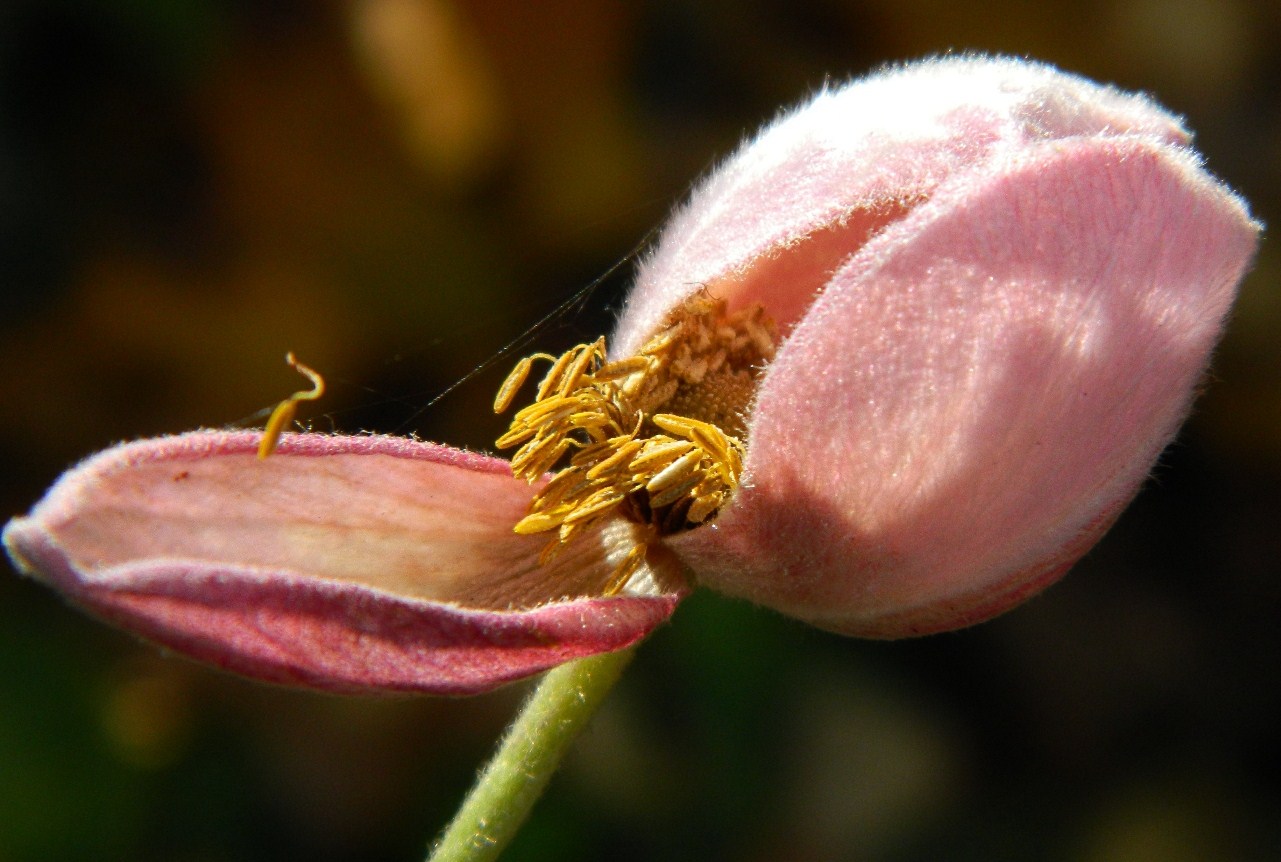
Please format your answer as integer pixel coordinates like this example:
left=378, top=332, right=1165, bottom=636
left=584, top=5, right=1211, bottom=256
left=4, top=431, right=683, bottom=693
left=614, top=56, right=1187, bottom=354
left=673, top=136, right=1257, bottom=636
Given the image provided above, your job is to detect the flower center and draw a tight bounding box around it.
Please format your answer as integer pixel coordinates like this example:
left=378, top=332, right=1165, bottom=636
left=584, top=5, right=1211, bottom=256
left=494, top=293, right=777, bottom=592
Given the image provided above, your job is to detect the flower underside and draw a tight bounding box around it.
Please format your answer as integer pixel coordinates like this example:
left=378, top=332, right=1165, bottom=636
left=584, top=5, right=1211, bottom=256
left=495, top=294, right=777, bottom=593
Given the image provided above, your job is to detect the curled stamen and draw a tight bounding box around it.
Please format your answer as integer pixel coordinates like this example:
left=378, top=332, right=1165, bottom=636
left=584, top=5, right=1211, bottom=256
left=257, top=352, right=325, bottom=460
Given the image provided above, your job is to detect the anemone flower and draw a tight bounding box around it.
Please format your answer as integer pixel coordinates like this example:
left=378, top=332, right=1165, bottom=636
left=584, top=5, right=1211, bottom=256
left=4, top=56, right=1258, bottom=700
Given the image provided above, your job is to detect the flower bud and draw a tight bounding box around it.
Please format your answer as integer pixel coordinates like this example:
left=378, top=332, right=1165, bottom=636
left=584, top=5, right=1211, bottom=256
left=618, top=56, right=1258, bottom=635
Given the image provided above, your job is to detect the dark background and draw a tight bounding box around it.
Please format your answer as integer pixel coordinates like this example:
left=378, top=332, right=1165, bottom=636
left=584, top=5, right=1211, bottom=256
left=2, top=2, right=1278, bottom=860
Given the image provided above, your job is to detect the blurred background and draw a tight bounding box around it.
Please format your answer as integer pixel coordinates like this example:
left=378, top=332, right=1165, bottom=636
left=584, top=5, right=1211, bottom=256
left=1, top=1, right=1278, bottom=860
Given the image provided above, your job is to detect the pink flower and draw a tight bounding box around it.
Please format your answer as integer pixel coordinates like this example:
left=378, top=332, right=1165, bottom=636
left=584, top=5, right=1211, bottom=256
left=4, top=56, right=1258, bottom=694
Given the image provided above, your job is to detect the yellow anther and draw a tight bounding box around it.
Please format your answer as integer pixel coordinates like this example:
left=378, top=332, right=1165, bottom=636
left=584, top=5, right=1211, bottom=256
left=257, top=352, right=325, bottom=460
left=494, top=424, right=539, bottom=451
left=647, top=472, right=705, bottom=509
left=585, top=439, right=645, bottom=481
left=588, top=356, right=651, bottom=383
left=643, top=448, right=705, bottom=495
left=628, top=438, right=696, bottom=472
left=531, top=469, right=590, bottom=510
left=566, top=411, right=618, bottom=434
left=494, top=355, right=537, bottom=414
left=686, top=493, right=722, bottom=524
left=514, top=510, right=570, bottom=535
left=688, top=426, right=739, bottom=475
left=650, top=413, right=706, bottom=437
left=513, top=392, right=608, bottom=429
left=563, top=488, right=627, bottom=525
left=535, top=346, right=580, bottom=401
left=638, top=325, right=679, bottom=358
left=557, top=337, right=606, bottom=397
left=569, top=437, right=620, bottom=468
left=510, top=435, right=575, bottom=480
left=502, top=407, right=598, bottom=455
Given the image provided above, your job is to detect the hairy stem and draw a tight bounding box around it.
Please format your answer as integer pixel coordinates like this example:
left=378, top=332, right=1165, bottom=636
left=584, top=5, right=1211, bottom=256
left=426, top=648, right=635, bottom=862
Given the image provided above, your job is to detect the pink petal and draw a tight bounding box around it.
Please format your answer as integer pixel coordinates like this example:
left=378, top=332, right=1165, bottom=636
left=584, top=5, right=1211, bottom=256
left=4, top=431, right=683, bottom=693
left=615, top=56, right=1188, bottom=354
left=672, top=136, right=1257, bottom=636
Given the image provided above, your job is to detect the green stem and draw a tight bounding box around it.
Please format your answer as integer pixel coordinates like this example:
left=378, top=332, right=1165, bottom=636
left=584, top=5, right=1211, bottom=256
left=426, top=647, right=635, bottom=862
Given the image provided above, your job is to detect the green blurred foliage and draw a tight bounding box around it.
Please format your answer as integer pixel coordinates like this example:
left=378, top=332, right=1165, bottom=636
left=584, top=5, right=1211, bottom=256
left=2, top=1, right=1279, bottom=860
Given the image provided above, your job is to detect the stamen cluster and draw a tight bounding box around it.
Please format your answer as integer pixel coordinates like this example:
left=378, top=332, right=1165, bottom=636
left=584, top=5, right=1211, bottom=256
left=494, top=296, right=775, bottom=592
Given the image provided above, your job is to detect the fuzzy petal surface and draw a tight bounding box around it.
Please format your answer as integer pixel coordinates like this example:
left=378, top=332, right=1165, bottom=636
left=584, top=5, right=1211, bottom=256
left=615, top=55, right=1190, bottom=356
left=672, top=136, right=1257, bottom=636
left=4, top=432, right=682, bottom=693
